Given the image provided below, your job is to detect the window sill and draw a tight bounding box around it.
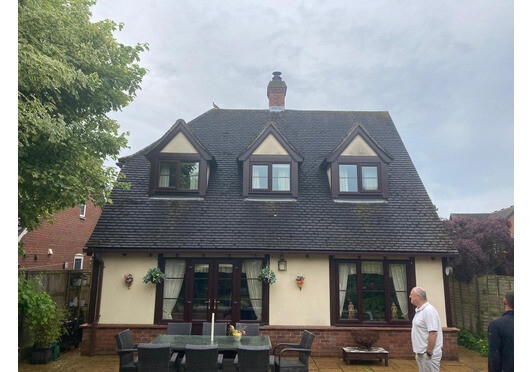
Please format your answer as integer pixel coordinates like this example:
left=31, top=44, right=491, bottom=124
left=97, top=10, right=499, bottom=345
left=150, top=196, right=204, bottom=201
left=245, top=197, right=297, bottom=202
left=333, top=199, right=387, bottom=204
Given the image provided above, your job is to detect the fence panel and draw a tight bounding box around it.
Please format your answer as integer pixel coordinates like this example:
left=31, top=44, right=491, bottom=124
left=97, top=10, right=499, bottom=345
left=449, top=275, right=513, bottom=334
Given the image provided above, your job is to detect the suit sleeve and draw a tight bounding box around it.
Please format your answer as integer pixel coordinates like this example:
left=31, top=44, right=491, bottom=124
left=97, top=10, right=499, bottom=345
left=488, top=320, right=501, bottom=372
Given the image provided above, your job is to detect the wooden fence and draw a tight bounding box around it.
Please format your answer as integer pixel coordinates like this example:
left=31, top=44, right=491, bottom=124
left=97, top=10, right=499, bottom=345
left=449, top=275, right=513, bottom=334
left=19, top=269, right=91, bottom=350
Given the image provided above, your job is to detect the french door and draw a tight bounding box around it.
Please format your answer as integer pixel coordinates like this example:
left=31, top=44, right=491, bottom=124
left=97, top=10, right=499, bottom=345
left=188, top=260, right=237, bottom=328
left=157, top=257, right=267, bottom=333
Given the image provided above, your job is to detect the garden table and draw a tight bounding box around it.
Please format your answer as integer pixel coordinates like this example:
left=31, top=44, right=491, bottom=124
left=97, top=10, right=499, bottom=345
left=151, top=335, right=271, bottom=352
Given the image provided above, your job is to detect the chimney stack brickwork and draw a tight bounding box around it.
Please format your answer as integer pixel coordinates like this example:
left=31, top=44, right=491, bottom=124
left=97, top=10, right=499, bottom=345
left=267, top=71, right=287, bottom=112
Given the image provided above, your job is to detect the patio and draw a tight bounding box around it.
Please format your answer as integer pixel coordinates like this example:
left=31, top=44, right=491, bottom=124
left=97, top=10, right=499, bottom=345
left=18, top=346, right=488, bottom=372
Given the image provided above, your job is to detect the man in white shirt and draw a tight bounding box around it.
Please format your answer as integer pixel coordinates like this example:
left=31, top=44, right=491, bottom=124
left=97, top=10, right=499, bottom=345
left=410, top=287, right=443, bottom=372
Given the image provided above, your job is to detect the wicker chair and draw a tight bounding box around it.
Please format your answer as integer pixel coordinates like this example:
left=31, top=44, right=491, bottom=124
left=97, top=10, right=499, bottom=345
left=115, top=329, right=138, bottom=372
left=272, top=330, right=316, bottom=372
left=202, top=322, right=228, bottom=336
left=233, top=345, right=270, bottom=372
left=181, top=344, right=223, bottom=372
left=167, top=322, right=192, bottom=335
left=137, top=343, right=178, bottom=372
left=235, top=323, right=260, bottom=336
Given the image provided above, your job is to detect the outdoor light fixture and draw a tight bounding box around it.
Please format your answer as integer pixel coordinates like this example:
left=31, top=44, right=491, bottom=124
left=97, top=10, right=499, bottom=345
left=278, top=257, right=287, bottom=271
left=445, top=266, right=453, bottom=276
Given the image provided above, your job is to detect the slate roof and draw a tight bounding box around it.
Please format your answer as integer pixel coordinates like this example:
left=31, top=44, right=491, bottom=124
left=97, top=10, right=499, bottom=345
left=450, top=205, right=513, bottom=221
left=87, top=109, right=456, bottom=255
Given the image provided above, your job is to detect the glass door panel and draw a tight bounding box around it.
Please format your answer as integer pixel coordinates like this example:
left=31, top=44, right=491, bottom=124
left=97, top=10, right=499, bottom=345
left=215, top=263, right=233, bottom=321
left=191, top=263, right=211, bottom=321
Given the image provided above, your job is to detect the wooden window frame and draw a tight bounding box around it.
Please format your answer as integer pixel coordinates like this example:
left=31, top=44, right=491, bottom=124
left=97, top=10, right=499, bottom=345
left=250, top=162, right=292, bottom=194
left=329, top=257, right=416, bottom=327
left=154, top=255, right=270, bottom=326
left=149, top=153, right=209, bottom=196
left=330, top=156, right=388, bottom=199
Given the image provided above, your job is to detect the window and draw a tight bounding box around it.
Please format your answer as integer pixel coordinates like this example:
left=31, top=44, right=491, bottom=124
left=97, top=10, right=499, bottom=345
left=250, top=163, right=291, bottom=192
left=80, top=204, right=86, bottom=219
left=337, top=162, right=381, bottom=194
left=162, top=259, right=186, bottom=320
left=333, top=259, right=412, bottom=325
left=157, top=161, right=199, bottom=191
left=74, top=254, right=84, bottom=270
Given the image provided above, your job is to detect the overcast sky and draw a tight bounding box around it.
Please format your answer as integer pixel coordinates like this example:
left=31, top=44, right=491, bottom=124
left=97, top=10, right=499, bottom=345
left=90, top=0, right=514, bottom=219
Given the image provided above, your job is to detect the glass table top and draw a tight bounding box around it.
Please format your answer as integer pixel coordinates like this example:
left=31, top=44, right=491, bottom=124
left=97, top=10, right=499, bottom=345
left=151, top=335, right=271, bottom=351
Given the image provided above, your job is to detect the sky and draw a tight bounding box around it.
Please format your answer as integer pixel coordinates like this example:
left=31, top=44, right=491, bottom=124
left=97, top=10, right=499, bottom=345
left=89, top=0, right=514, bottom=220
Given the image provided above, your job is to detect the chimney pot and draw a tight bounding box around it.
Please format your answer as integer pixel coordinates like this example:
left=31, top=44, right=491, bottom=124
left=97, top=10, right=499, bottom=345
left=267, top=71, right=287, bottom=112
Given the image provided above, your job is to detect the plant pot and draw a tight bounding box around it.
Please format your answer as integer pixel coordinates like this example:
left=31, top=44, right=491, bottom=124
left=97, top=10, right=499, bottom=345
left=233, top=335, right=242, bottom=342
left=31, top=346, right=53, bottom=364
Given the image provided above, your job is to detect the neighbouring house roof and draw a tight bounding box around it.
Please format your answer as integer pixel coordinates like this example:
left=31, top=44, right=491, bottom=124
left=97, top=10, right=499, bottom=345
left=87, top=109, right=456, bottom=255
left=450, top=205, right=514, bottom=221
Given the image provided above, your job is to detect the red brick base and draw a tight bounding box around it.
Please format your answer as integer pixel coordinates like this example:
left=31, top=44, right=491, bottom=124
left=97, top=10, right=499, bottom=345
left=80, top=324, right=458, bottom=360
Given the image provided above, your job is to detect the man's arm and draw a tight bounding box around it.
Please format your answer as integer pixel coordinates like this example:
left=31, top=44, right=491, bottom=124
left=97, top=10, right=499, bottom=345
left=488, top=321, right=501, bottom=372
left=426, top=331, right=437, bottom=357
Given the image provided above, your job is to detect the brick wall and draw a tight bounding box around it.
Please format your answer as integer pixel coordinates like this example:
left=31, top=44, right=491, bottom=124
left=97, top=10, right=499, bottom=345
left=19, top=201, right=101, bottom=271
left=80, top=324, right=458, bottom=360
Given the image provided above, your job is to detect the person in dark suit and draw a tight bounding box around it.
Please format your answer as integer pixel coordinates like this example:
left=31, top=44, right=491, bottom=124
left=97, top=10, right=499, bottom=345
left=488, top=290, right=514, bottom=372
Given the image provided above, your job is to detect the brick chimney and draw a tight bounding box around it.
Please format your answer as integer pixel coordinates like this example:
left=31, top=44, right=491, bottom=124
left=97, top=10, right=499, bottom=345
left=267, top=71, right=287, bottom=112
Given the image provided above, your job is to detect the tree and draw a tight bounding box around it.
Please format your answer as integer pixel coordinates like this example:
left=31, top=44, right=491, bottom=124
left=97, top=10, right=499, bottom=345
left=18, top=0, right=148, bottom=231
left=442, top=216, right=513, bottom=282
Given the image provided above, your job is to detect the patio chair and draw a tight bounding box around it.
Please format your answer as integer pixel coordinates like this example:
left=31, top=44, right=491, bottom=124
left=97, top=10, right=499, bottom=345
left=115, top=329, right=138, bottom=372
left=234, top=345, right=270, bottom=372
left=272, top=330, right=316, bottom=372
left=137, top=343, right=178, bottom=372
left=235, top=323, right=260, bottom=336
left=202, top=322, right=228, bottom=336
left=181, top=344, right=223, bottom=372
left=167, top=322, right=192, bottom=335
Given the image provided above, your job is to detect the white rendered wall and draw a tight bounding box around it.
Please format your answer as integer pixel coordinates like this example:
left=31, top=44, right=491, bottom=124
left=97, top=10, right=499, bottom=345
left=415, top=257, right=447, bottom=327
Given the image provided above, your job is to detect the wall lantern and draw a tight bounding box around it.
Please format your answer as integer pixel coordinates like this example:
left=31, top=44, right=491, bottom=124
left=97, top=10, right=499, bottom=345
left=445, top=266, right=453, bottom=276
left=278, top=257, right=287, bottom=271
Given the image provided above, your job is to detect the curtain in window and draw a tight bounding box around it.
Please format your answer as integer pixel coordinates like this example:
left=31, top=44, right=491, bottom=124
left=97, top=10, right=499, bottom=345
left=339, top=165, right=357, bottom=192
left=389, top=264, right=408, bottom=318
left=163, top=260, right=186, bottom=319
left=252, top=165, right=268, bottom=189
left=272, top=164, right=290, bottom=191
left=362, top=166, right=378, bottom=190
left=242, top=260, right=262, bottom=321
left=159, top=165, right=171, bottom=187
left=338, top=263, right=356, bottom=316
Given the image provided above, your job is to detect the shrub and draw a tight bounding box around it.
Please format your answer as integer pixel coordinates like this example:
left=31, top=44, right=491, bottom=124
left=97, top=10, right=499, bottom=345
left=457, top=329, right=488, bottom=357
left=351, top=330, right=380, bottom=349
left=18, top=274, right=68, bottom=348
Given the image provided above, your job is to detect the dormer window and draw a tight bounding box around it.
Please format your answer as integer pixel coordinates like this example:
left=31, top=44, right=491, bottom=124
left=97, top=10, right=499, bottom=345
left=158, top=161, right=199, bottom=190
left=146, top=120, right=215, bottom=197
left=324, top=123, right=392, bottom=199
left=238, top=122, right=303, bottom=198
left=251, top=163, right=291, bottom=192
left=339, top=163, right=381, bottom=193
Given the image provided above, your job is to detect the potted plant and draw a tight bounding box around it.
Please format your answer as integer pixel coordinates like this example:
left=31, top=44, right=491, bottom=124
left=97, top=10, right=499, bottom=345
left=143, top=267, right=166, bottom=284
left=258, top=266, right=276, bottom=284
left=19, top=275, right=68, bottom=364
left=228, top=324, right=246, bottom=342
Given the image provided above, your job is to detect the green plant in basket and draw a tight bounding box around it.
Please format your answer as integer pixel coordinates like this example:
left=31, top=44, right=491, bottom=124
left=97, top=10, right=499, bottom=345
left=143, top=267, right=166, bottom=284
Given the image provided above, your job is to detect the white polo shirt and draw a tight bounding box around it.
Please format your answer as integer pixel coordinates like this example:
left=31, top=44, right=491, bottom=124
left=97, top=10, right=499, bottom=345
left=411, top=302, right=443, bottom=356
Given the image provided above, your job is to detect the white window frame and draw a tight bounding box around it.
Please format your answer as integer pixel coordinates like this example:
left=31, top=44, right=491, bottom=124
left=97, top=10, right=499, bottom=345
left=74, top=254, right=84, bottom=270
left=80, top=204, right=86, bottom=219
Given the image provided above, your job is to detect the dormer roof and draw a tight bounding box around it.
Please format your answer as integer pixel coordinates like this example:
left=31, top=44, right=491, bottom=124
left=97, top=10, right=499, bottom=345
left=144, top=119, right=214, bottom=161
left=237, top=121, right=303, bottom=162
left=325, top=122, right=393, bottom=164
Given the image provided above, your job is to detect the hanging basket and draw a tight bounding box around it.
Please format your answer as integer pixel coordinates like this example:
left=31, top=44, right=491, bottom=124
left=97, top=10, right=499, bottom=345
left=143, top=268, right=166, bottom=284
left=296, top=275, right=305, bottom=290
left=124, top=274, right=134, bottom=289
left=258, top=266, right=276, bottom=284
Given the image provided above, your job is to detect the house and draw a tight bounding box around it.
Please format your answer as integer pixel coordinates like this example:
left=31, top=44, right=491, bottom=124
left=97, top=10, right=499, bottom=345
left=19, top=202, right=101, bottom=271
left=450, top=205, right=514, bottom=237
left=82, top=72, right=458, bottom=358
